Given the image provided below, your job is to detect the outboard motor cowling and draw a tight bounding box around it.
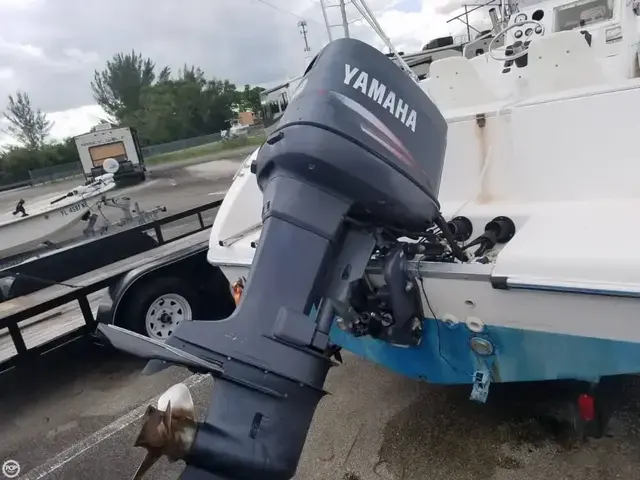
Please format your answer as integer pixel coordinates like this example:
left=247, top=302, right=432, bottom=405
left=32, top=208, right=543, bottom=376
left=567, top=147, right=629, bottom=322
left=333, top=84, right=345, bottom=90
left=98, top=37, right=448, bottom=480
left=261, top=37, right=447, bottom=231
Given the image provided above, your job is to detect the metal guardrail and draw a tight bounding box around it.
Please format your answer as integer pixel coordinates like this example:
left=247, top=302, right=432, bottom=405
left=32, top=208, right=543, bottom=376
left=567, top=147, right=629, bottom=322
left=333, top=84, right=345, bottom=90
left=0, top=171, right=33, bottom=192
left=28, top=162, right=84, bottom=185
left=0, top=179, right=32, bottom=193
left=0, top=199, right=223, bottom=373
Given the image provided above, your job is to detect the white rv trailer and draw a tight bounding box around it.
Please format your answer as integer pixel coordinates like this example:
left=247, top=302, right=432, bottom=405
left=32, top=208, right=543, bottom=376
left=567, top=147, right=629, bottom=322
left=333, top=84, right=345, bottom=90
left=74, top=123, right=146, bottom=183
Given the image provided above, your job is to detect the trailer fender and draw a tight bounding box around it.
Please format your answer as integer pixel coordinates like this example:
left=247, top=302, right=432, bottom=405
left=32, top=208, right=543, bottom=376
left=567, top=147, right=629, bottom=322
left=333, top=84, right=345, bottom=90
left=96, top=248, right=234, bottom=337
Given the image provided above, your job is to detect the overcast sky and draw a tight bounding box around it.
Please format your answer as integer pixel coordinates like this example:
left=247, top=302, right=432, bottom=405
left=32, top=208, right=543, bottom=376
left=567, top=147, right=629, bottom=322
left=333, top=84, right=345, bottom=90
left=0, top=0, right=484, bottom=145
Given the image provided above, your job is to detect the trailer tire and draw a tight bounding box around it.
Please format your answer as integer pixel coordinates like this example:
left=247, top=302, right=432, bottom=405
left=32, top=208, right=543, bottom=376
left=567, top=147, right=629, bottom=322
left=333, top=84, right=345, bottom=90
left=117, top=276, right=202, bottom=340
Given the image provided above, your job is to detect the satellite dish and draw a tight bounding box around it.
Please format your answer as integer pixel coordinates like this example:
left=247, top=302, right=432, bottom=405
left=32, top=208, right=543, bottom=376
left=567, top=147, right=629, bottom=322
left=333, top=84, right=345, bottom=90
left=103, top=158, right=120, bottom=174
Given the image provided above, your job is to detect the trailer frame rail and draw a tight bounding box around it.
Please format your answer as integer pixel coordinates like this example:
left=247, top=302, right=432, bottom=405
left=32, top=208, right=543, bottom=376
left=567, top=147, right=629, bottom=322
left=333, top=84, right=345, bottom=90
left=0, top=199, right=222, bottom=373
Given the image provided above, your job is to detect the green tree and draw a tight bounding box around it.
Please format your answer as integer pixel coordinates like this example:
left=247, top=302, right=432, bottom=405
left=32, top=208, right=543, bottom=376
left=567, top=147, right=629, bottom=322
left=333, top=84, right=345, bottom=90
left=2, top=91, right=53, bottom=150
left=239, top=84, right=265, bottom=115
left=203, top=78, right=239, bottom=132
left=90, top=52, right=263, bottom=147
left=91, top=50, right=170, bottom=120
left=123, top=67, right=239, bottom=145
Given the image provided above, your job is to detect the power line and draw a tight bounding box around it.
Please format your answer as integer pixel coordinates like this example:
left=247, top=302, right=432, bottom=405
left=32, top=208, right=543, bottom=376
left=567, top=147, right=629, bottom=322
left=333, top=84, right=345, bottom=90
left=249, top=0, right=324, bottom=27
left=253, top=0, right=303, bottom=19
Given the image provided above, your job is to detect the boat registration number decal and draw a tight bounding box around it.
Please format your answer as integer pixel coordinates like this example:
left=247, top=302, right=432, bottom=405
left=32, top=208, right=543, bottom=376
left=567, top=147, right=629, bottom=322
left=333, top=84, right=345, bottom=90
left=60, top=201, right=88, bottom=216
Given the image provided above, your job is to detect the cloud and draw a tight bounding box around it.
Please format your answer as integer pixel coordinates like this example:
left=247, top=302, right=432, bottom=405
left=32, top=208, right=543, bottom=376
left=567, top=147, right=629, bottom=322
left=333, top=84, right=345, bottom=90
left=0, top=0, right=480, bottom=147
left=0, top=0, right=43, bottom=10
left=48, top=104, right=108, bottom=139
left=63, top=48, right=100, bottom=65
left=435, top=0, right=471, bottom=15
left=0, top=67, right=14, bottom=80
left=0, top=104, right=107, bottom=147
left=0, top=38, right=45, bottom=59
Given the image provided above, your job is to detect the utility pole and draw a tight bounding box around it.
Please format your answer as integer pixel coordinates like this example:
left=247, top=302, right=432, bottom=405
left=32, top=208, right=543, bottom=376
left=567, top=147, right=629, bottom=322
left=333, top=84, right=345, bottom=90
left=298, top=19, right=314, bottom=72
left=298, top=20, right=311, bottom=52
left=339, top=0, right=350, bottom=38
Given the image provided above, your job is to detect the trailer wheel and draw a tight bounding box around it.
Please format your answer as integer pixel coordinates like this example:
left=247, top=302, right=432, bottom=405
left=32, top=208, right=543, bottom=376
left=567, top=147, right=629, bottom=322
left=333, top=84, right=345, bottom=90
left=118, top=277, right=201, bottom=340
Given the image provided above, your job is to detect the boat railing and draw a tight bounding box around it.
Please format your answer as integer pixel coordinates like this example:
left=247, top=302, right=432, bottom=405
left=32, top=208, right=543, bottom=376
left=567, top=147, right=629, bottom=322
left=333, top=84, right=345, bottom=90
left=445, top=0, right=505, bottom=38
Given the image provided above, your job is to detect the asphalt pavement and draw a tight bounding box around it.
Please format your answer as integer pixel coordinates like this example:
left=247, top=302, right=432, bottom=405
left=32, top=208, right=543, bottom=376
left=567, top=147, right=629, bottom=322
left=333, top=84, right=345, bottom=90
left=3, top=343, right=640, bottom=480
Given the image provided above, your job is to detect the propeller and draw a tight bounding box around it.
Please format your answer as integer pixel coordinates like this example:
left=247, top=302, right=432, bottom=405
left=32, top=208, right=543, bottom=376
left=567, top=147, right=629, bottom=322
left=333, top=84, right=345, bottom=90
left=131, top=383, right=198, bottom=479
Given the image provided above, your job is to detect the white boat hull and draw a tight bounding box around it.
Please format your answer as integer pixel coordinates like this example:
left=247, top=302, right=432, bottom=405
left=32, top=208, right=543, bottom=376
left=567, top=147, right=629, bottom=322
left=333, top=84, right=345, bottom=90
left=203, top=6, right=640, bottom=390
left=213, top=258, right=640, bottom=386
left=0, top=176, right=116, bottom=259
left=206, top=139, right=640, bottom=387
left=1, top=199, right=91, bottom=257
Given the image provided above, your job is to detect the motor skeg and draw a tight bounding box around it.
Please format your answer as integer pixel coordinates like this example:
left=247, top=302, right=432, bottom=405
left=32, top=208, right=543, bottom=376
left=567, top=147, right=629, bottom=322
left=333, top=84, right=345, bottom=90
left=257, top=37, right=448, bottom=231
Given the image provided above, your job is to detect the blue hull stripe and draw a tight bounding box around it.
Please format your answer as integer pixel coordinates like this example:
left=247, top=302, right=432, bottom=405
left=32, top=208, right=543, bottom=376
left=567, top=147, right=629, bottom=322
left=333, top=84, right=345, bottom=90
left=328, top=318, right=640, bottom=385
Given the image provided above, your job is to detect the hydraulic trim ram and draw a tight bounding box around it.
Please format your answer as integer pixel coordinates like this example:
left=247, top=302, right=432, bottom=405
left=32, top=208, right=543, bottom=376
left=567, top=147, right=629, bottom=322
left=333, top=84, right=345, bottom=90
left=98, top=36, right=448, bottom=480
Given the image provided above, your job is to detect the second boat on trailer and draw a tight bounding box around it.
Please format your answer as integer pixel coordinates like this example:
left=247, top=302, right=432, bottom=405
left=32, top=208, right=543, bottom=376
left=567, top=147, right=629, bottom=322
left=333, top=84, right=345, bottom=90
left=0, top=173, right=116, bottom=259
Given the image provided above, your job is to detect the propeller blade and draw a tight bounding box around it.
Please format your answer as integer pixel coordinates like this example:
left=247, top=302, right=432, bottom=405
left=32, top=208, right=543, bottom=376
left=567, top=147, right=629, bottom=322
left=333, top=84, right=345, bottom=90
left=158, top=383, right=195, bottom=421
left=130, top=383, right=199, bottom=479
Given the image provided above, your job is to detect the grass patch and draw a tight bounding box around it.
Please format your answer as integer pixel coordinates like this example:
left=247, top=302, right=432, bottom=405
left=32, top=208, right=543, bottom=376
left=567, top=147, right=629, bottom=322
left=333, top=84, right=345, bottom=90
left=146, top=133, right=266, bottom=165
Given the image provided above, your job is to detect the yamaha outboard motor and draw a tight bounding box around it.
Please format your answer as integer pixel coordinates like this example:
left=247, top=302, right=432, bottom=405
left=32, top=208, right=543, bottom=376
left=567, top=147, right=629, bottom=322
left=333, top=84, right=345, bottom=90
left=98, top=37, right=448, bottom=480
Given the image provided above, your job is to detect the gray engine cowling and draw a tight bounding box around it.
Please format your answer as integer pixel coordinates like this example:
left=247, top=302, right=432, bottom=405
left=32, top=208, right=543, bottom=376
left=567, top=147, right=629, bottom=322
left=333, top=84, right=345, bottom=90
left=256, top=37, right=447, bottom=232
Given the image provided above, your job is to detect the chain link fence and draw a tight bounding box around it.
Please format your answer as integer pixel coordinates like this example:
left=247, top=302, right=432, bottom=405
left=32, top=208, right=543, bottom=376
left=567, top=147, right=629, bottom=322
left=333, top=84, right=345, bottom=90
left=0, top=173, right=32, bottom=193
left=2, top=124, right=266, bottom=190
left=140, top=132, right=223, bottom=158
left=140, top=124, right=265, bottom=158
